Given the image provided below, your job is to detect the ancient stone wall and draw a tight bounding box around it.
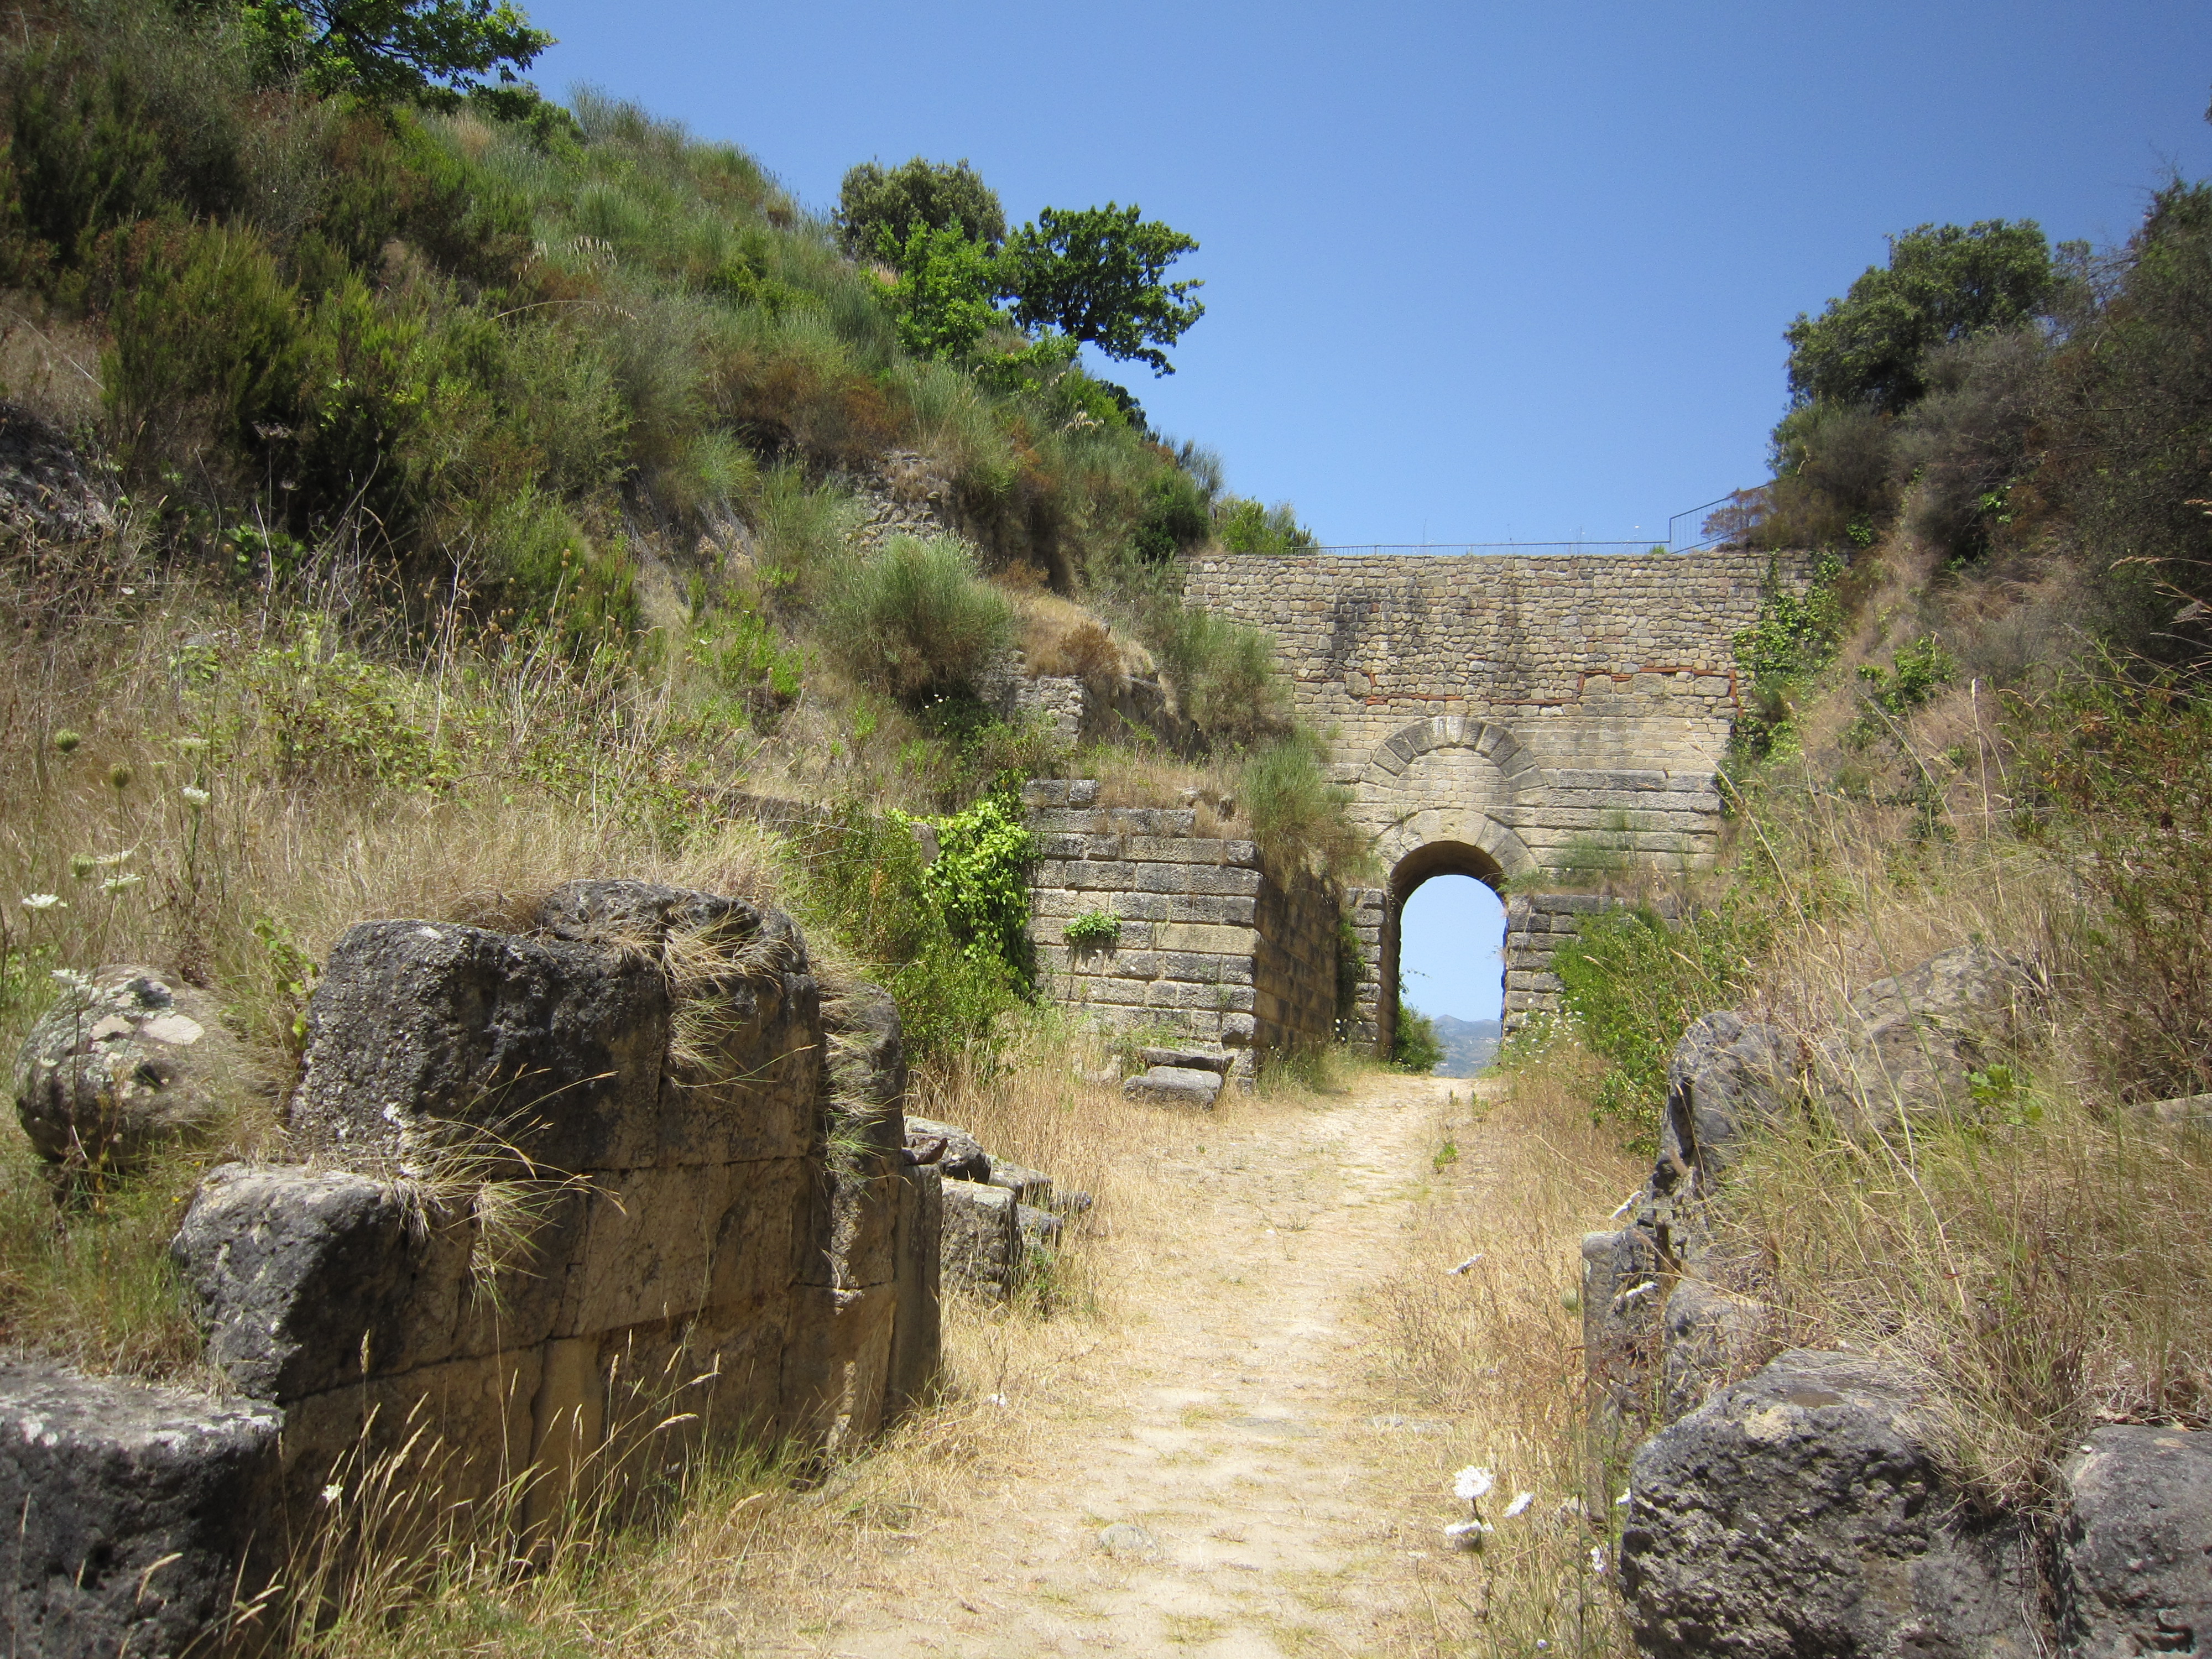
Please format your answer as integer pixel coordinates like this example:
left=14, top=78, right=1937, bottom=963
left=1185, top=549, right=1812, bottom=1047
left=7, top=880, right=943, bottom=1655
left=1024, top=782, right=1337, bottom=1074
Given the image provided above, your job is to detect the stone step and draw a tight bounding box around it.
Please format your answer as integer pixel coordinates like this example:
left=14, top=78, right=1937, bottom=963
left=1123, top=1065, right=1223, bottom=1108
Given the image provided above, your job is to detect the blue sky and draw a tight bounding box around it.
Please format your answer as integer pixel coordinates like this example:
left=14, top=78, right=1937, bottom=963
left=524, top=0, right=2210, bottom=1018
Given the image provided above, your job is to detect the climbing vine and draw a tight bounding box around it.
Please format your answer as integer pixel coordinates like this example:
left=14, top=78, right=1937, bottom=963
left=910, top=792, right=1036, bottom=987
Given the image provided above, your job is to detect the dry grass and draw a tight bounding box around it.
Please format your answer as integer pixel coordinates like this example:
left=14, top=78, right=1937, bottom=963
left=278, top=1024, right=1219, bottom=1657
left=1356, top=1040, right=1641, bottom=1657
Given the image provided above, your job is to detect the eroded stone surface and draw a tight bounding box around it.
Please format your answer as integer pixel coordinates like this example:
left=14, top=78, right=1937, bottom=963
left=2056, top=1425, right=2212, bottom=1659
left=0, top=1359, right=280, bottom=1659
left=13, top=966, right=244, bottom=1171
left=1814, top=945, right=2041, bottom=1131
left=1623, top=1349, right=2037, bottom=1658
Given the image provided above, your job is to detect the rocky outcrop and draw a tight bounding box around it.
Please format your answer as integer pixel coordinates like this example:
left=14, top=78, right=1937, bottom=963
left=0, top=1359, right=281, bottom=1659
left=1622, top=1350, right=2038, bottom=1658
left=1653, top=1010, right=1798, bottom=1194
left=0, top=403, right=111, bottom=542
left=2056, top=1426, right=2212, bottom=1658
left=1813, top=944, right=2042, bottom=1132
left=13, top=967, right=246, bottom=1173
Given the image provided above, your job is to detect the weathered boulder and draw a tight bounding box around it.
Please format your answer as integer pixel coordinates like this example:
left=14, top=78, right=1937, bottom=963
left=0, top=1358, right=281, bottom=1659
left=940, top=1178, right=1019, bottom=1300
left=1655, top=1011, right=1798, bottom=1192
left=1123, top=1065, right=1222, bottom=1108
left=1815, top=945, right=2041, bottom=1131
left=13, top=966, right=244, bottom=1171
left=1622, top=1349, right=2037, bottom=1658
left=989, top=1160, right=1052, bottom=1206
left=1017, top=1202, right=1063, bottom=1254
left=904, top=1115, right=990, bottom=1181
left=1581, top=1226, right=1664, bottom=1418
left=0, top=401, right=111, bottom=541
left=2056, top=1425, right=2212, bottom=1659
left=1657, top=1278, right=1766, bottom=1424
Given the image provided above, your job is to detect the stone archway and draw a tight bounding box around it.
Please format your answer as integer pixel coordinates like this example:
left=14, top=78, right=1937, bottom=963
left=1373, top=840, right=1510, bottom=1062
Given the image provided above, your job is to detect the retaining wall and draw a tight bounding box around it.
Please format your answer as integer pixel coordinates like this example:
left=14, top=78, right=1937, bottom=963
left=1023, top=782, right=1337, bottom=1073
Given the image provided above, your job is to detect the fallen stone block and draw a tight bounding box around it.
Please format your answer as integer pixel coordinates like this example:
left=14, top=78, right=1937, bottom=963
left=1657, top=1277, right=1766, bottom=1424
left=0, top=1358, right=283, bottom=1659
left=1123, top=1065, right=1222, bottom=1108
left=1622, top=1349, right=2037, bottom=1658
left=1017, top=1202, right=1063, bottom=1254
left=904, top=1115, right=990, bottom=1181
left=13, top=965, right=247, bottom=1174
left=940, top=1178, right=1018, bottom=1300
left=1655, top=1010, right=1798, bottom=1191
left=2056, top=1424, right=2212, bottom=1659
left=1138, top=1045, right=1232, bottom=1076
left=988, top=1161, right=1052, bottom=1206
left=1814, top=944, right=2042, bottom=1133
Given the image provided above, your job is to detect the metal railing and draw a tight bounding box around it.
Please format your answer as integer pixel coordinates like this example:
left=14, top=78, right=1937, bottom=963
left=1298, top=494, right=1751, bottom=559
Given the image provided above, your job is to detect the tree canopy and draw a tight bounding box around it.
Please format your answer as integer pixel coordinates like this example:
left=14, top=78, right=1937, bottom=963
left=237, top=0, right=550, bottom=100
left=1784, top=220, right=2052, bottom=413
left=836, top=157, right=1006, bottom=258
left=1000, top=205, right=1204, bottom=376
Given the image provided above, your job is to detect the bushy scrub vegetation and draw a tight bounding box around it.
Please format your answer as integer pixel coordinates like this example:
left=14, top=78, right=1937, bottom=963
left=1538, top=136, right=2212, bottom=1517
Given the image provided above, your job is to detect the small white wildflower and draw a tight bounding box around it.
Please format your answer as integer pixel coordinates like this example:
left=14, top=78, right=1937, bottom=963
left=19, top=894, right=61, bottom=911
left=1504, top=1491, right=1534, bottom=1519
left=1616, top=1488, right=1632, bottom=1507
left=1590, top=1545, right=1608, bottom=1574
left=986, top=1392, right=1008, bottom=1407
left=1453, top=1465, right=1494, bottom=1501
left=321, top=1483, right=342, bottom=1503
left=101, top=874, right=143, bottom=893
left=180, top=786, right=211, bottom=808
left=1442, top=1519, right=1491, bottom=1542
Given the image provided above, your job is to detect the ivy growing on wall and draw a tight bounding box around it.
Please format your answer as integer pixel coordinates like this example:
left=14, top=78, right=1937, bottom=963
left=907, top=791, right=1036, bottom=987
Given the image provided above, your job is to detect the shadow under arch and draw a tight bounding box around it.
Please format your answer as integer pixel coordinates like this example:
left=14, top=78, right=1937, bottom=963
left=1376, top=838, right=1508, bottom=1063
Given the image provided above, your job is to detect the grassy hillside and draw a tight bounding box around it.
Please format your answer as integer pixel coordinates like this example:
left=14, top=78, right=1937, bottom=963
left=1525, top=173, right=2212, bottom=1520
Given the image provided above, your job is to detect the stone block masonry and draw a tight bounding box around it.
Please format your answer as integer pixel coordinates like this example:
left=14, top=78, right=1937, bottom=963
left=1184, top=549, right=1811, bottom=883
left=1024, top=782, right=1338, bottom=1076
left=12, top=880, right=947, bottom=1657
left=1185, top=549, right=1812, bottom=1055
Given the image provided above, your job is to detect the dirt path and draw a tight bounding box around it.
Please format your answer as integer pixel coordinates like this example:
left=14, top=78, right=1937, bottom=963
left=779, top=1071, right=1480, bottom=1657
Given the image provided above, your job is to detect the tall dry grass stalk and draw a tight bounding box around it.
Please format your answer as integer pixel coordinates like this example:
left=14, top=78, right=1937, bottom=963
left=1358, top=1042, right=1641, bottom=1657
left=260, top=1024, right=1213, bottom=1656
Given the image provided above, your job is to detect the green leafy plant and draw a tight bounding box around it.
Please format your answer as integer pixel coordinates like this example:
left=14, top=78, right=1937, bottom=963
left=1000, top=204, right=1205, bottom=376
left=821, top=535, right=1014, bottom=703
left=917, top=791, right=1036, bottom=984
left=836, top=156, right=1006, bottom=257
left=1063, top=909, right=1121, bottom=947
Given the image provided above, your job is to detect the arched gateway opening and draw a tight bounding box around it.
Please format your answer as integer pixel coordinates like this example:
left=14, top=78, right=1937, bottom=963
left=1378, top=841, right=1507, bottom=1066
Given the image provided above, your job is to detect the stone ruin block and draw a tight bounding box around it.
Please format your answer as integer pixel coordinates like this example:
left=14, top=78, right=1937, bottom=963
left=165, top=880, right=939, bottom=1589
left=0, top=1359, right=282, bottom=1659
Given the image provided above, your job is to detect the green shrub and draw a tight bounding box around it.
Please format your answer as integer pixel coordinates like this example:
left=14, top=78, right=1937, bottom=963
left=835, top=156, right=1006, bottom=257
left=1065, top=909, right=1120, bottom=946
left=1729, top=552, right=1845, bottom=759
left=1214, top=495, right=1317, bottom=556
left=1553, top=905, right=1759, bottom=1141
left=822, top=535, right=1013, bottom=702
left=1142, top=603, right=1290, bottom=748
left=789, top=802, right=1026, bottom=1068
left=1238, top=732, right=1368, bottom=881
left=916, top=791, right=1035, bottom=984
left=103, top=221, right=303, bottom=472
left=1392, top=995, right=1444, bottom=1074
left=2011, top=668, right=2212, bottom=1102
left=1130, top=468, right=1209, bottom=562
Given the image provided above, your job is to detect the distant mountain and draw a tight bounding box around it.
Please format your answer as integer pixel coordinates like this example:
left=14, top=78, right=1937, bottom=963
left=1431, top=1015, right=1503, bottom=1077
